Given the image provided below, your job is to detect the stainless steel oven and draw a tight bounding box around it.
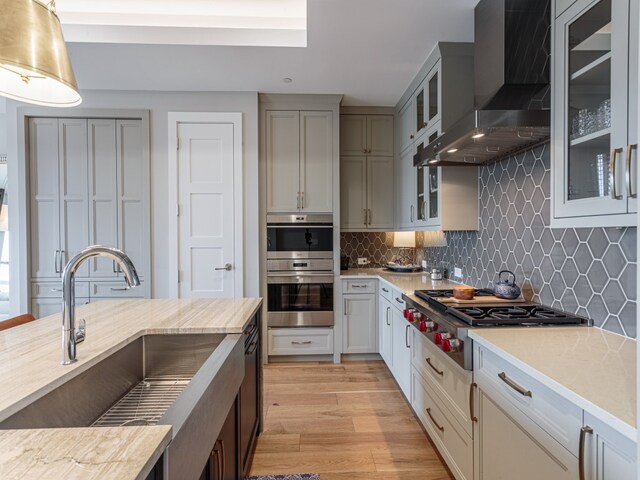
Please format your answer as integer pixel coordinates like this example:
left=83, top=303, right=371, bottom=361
left=266, top=214, right=335, bottom=327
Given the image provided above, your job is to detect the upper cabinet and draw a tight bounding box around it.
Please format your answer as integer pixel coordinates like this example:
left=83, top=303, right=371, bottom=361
left=395, top=43, right=478, bottom=231
left=340, top=113, right=395, bottom=230
left=552, top=0, right=639, bottom=227
left=266, top=109, right=334, bottom=213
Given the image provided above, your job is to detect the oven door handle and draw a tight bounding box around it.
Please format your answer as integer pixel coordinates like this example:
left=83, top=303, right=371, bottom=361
left=267, top=273, right=334, bottom=284
left=266, top=225, right=334, bottom=229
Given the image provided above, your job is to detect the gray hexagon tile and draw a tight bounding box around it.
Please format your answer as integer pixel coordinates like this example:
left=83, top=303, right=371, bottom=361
left=342, top=144, right=637, bottom=338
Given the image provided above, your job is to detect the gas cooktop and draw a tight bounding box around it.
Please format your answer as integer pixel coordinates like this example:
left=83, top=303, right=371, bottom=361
left=415, top=288, right=507, bottom=310
left=447, top=305, right=589, bottom=327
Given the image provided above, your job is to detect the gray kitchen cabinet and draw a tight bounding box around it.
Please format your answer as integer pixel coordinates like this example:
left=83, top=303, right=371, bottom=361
left=28, top=115, right=150, bottom=312
left=474, top=384, right=578, bottom=480
left=391, top=307, right=411, bottom=400
left=340, top=113, right=394, bottom=230
left=398, top=97, right=416, bottom=154
left=340, top=155, right=394, bottom=231
left=583, top=412, right=636, bottom=480
left=397, top=143, right=418, bottom=229
left=342, top=292, right=377, bottom=354
left=378, top=295, right=393, bottom=367
left=266, top=110, right=334, bottom=213
left=552, top=0, right=639, bottom=227
left=341, top=114, right=394, bottom=157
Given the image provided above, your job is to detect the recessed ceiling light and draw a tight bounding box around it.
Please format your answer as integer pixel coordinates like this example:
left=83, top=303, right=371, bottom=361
left=447, top=148, right=458, bottom=153
left=283, top=77, right=293, bottom=83
left=472, top=133, right=485, bottom=139
left=428, top=159, right=439, bottom=164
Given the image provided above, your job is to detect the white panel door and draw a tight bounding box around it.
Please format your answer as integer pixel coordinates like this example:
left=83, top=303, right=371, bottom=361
left=178, top=123, right=235, bottom=298
left=265, top=111, right=300, bottom=212
left=88, top=119, right=118, bottom=278
left=28, top=118, right=61, bottom=279
left=117, top=120, right=147, bottom=284
left=379, top=297, right=393, bottom=368
left=58, top=118, right=89, bottom=277
left=340, top=156, right=367, bottom=229
left=300, top=111, right=333, bottom=213
left=367, top=156, right=395, bottom=229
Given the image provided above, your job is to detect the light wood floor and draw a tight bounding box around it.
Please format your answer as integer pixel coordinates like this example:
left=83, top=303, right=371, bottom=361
left=249, top=360, right=453, bottom=479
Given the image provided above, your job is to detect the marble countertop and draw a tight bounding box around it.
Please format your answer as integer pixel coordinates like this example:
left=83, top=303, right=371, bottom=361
left=469, top=327, right=636, bottom=441
left=0, top=298, right=262, bottom=479
left=340, top=267, right=456, bottom=292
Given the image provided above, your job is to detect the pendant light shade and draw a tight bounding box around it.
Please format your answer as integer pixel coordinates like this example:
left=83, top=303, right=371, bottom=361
left=0, top=0, right=81, bottom=107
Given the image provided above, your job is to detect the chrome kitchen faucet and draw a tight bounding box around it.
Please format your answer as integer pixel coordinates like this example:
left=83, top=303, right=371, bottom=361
left=61, top=246, right=140, bottom=365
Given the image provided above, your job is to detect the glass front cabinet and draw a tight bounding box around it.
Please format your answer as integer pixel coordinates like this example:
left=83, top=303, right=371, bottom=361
left=552, top=0, right=638, bottom=226
left=416, top=127, right=441, bottom=227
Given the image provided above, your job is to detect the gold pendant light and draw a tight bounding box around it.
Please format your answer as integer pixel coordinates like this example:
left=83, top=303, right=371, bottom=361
left=0, top=0, right=81, bottom=107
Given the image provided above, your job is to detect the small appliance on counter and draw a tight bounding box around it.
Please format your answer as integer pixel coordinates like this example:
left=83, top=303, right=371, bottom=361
left=340, top=255, right=350, bottom=271
left=430, top=268, right=443, bottom=280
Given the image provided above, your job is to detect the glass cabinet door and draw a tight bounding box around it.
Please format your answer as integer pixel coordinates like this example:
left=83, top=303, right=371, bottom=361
left=427, top=68, right=439, bottom=126
left=555, top=0, right=630, bottom=218
left=415, top=87, right=426, bottom=134
left=416, top=129, right=439, bottom=224
left=426, top=165, right=440, bottom=225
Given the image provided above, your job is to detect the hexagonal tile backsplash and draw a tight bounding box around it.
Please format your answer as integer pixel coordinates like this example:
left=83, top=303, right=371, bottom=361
left=341, top=144, right=638, bottom=338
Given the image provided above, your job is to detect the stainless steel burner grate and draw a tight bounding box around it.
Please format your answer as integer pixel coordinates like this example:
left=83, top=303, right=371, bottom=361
left=92, top=375, right=192, bottom=427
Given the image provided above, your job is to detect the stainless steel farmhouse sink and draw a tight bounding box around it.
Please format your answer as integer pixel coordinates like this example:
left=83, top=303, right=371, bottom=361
left=0, top=332, right=245, bottom=479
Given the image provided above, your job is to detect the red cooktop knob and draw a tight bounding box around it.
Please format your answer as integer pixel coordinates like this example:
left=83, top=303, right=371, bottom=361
left=434, top=333, right=442, bottom=345
left=441, top=339, right=451, bottom=352
left=403, top=309, right=409, bottom=319
left=419, top=320, right=427, bottom=332
left=408, top=311, right=415, bottom=322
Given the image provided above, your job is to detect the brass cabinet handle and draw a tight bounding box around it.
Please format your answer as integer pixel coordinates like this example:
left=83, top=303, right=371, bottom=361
left=611, top=147, right=623, bottom=200
left=626, top=144, right=637, bottom=198
left=426, top=357, right=444, bottom=376
left=300, top=191, right=305, bottom=209
left=297, top=192, right=300, bottom=210
left=363, top=208, right=368, bottom=226
left=405, top=324, right=410, bottom=348
left=470, top=382, right=478, bottom=422
left=368, top=209, right=372, bottom=225
left=386, top=306, right=391, bottom=326
left=498, top=372, right=532, bottom=397
left=579, top=426, right=593, bottom=480
left=291, top=340, right=312, bottom=345
left=426, top=408, right=444, bottom=432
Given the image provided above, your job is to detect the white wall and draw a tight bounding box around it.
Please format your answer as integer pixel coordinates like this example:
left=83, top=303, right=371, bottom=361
left=6, top=90, right=260, bottom=313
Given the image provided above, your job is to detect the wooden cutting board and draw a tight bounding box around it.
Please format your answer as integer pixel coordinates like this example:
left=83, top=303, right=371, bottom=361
left=438, top=295, right=524, bottom=304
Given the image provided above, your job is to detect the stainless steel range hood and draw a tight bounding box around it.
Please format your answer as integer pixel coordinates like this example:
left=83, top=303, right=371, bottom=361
left=415, top=0, right=551, bottom=167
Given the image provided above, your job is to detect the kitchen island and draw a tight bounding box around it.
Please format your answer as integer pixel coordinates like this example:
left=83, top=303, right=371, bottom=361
left=0, top=298, right=262, bottom=480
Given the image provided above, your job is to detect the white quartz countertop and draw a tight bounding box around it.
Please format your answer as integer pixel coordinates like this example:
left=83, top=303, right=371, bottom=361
left=469, top=327, right=636, bottom=441
left=340, top=267, right=456, bottom=292
left=0, top=298, right=263, bottom=479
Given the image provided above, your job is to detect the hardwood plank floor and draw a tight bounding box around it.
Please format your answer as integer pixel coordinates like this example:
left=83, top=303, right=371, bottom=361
left=249, top=360, right=454, bottom=479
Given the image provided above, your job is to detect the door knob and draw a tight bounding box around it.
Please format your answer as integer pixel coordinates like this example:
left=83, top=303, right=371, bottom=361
left=215, top=263, right=232, bottom=271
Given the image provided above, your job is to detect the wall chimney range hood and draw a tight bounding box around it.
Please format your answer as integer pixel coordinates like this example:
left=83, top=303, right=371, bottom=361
left=415, top=0, right=551, bottom=167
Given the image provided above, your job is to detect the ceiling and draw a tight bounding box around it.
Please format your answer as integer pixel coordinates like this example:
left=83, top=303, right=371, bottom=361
left=64, top=0, right=479, bottom=106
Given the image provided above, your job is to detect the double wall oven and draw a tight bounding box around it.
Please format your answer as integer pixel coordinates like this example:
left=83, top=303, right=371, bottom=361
left=266, top=214, right=335, bottom=327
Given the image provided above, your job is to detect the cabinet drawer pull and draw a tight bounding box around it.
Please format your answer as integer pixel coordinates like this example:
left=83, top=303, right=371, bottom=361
left=611, top=147, right=623, bottom=200
left=395, top=297, right=404, bottom=304
left=364, top=208, right=368, bottom=226
left=470, top=382, right=478, bottom=423
left=498, top=372, right=532, bottom=397
left=386, top=306, right=391, bottom=326
left=382, top=287, right=389, bottom=293
left=291, top=340, right=312, bottom=345
left=51, top=288, right=62, bottom=293
left=367, top=209, right=372, bottom=225
left=579, top=425, right=593, bottom=480
left=54, top=250, right=60, bottom=274
left=350, top=284, right=369, bottom=288
left=425, top=357, right=444, bottom=376
left=405, top=324, right=410, bottom=348
left=426, top=408, right=444, bottom=432
left=626, top=144, right=637, bottom=198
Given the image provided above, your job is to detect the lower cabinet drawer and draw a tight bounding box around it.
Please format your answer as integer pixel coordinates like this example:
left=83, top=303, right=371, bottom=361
left=412, top=329, right=473, bottom=436
left=474, top=344, right=582, bottom=456
left=343, top=279, right=377, bottom=294
left=268, top=328, right=334, bottom=356
left=412, top=367, right=473, bottom=480
left=90, top=281, right=146, bottom=298
left=379, top=281, right=393, bottom=302
left=389, top=288, right=406, bottom=312
left=31, top=281, right=89, bottom=298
